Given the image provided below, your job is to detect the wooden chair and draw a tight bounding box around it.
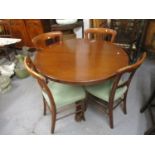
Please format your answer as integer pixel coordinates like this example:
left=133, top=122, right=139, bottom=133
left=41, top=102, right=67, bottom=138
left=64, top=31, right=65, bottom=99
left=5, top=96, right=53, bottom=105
left=85, top=52, right=146, bottom=128
left=24, top=56, right=86, bottom=134
left=84, top=28, right=117, bottom=42
left=0, top=20, right=12, bottom=38
left=32, top=31, right=63, bottom=50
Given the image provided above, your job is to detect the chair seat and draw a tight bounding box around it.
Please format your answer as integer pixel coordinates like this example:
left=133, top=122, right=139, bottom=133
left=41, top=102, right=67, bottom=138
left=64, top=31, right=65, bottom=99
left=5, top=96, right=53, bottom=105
left=85, top=79, right=127, bottom=102
left=42, top=81, right=86, bottom=108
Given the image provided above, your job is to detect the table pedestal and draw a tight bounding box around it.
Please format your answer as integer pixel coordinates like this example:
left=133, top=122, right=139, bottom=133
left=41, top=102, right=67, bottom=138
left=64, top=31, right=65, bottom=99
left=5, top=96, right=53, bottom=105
left=75, top=101, right=85, bottom=122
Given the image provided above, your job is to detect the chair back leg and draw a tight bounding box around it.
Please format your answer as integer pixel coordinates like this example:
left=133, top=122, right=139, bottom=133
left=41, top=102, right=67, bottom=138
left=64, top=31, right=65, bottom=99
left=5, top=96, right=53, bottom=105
left=43, top=97, right=47, bottom=115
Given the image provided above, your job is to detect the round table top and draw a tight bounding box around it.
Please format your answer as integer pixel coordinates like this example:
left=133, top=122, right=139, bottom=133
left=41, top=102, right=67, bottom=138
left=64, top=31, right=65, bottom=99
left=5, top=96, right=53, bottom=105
left=34, top=39, right=129, bottom=85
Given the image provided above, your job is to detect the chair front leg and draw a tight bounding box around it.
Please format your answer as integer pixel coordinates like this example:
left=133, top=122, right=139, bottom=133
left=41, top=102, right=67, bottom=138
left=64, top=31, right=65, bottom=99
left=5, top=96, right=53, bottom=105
left=109, top=101, right=114, bottom=129
left=109, top=109, right=114, bottom=129
left=123, top=93, right=127, bottom=114
left=51, top=112, right=56, bottom=134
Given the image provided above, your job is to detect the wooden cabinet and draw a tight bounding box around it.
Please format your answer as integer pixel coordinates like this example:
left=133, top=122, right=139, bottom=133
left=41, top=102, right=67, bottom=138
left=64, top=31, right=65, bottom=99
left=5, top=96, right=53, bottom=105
left=25, top=20, right=44, bottom=41
left=8, top=19, right=51, bottom=48
left=10, top=20, right=31, bottom=47
left=145, top=20, right=155, bottom=47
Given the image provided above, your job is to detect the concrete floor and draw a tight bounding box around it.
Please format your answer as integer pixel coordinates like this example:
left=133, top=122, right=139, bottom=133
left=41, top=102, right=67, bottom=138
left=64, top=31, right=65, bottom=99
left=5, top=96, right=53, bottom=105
left=0, top=58, right=155, bottom=135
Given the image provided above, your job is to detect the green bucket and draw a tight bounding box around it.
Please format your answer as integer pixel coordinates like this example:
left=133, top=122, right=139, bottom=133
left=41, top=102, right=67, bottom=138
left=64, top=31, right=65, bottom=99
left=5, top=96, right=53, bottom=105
left=15, top=68, right=29, bottom=79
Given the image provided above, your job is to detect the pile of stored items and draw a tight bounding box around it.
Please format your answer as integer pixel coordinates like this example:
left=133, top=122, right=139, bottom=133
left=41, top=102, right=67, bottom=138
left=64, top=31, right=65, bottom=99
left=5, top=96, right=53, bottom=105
left=0, top=46, right=31, bottom=93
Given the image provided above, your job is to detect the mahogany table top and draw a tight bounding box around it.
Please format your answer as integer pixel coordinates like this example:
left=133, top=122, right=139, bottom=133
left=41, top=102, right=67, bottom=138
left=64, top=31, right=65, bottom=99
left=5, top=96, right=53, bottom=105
left=34, top=39, right=129, bottom=85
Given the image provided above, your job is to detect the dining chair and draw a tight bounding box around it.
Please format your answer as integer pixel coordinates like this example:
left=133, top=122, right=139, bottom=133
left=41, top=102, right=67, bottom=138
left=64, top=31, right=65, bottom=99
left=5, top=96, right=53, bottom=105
left=32, top=31, right=63, bottom=50
left=84, top=28, right=117, bottom=42
left=85, top=52, right=146, bottom=128
left=24, top=56, right=86, bottom=134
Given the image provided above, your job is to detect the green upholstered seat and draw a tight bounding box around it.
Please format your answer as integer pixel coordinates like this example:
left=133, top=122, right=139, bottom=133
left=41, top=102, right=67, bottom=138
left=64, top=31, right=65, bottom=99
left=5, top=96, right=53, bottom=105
left=85, top=79, right=127, bottom=102
left=42, top=81, right=86, bottom=108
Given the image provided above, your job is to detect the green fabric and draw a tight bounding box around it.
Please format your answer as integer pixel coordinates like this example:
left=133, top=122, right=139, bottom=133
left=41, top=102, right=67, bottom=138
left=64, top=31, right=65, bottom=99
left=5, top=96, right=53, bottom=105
left=85, top=79, right=127, bottom=102
left=42, top=82, right=86, bottom=108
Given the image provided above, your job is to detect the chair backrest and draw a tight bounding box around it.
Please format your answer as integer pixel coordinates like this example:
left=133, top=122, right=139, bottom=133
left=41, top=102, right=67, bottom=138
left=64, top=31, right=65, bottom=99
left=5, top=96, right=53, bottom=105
left=24, top=56, right=56, bottom=111
left=0, top=20, right=12, bottom=38
left=109, top=52, right=146, bottom=102
left=84, top=28, right=117, bottom=42
left=32, top=31, right=63, bottom=50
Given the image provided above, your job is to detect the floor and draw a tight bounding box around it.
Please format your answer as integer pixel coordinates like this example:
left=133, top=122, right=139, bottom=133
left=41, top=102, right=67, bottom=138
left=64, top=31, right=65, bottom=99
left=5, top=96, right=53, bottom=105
left=0, top=58, right=155, bottom=135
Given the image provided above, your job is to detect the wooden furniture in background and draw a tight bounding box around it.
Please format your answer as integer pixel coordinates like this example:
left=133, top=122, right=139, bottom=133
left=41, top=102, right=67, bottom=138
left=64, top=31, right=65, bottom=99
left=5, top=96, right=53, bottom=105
left=0, top=20, right=12, bottom=38
left=145, top=20, right=155, bottom=47
left=110, top=19, right=140, bottom=45
left=110, top=19, right=147, bottom=62
left=34, top=39, right=129, bottom=85
left=84, top=28, right=117, bottom=42
left=2, top=19, right=51, bottom=48
left=24, top=56, right=86, bottom=134
left=51, top=19, right=84, bottom=40
left=85, top=53, right=146, bottom=128
left=143, top=20, right=155, bottom=54
left=90, top=19, right=108, bottom=28
left=32, top=31, right=63, bottom=50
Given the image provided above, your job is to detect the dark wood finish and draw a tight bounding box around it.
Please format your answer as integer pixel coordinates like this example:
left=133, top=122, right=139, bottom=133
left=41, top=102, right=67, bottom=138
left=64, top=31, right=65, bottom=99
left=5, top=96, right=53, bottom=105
left=110, top=19, right=147, bottom=62
left=35, top=39, right=129, bottom=85
left=8, top=19, right=51, bottom=48
left=24, top=56, right=85, bottom=134
left=32, top=31, right=63, bottom=50
left=25, top=20, right=44, bottom=41
left=143, top=20, right=155, bottom=55
left=0, top=20, right=12, bottom=37
left=110, top=20, right=143, bottom=45
left=9, top=19, right=32, bottom=47
left=145, top=20, right=155, bottom=47
left=84, top=28, right=117, bottom=42
left=86, top=52, right=146, bottom=128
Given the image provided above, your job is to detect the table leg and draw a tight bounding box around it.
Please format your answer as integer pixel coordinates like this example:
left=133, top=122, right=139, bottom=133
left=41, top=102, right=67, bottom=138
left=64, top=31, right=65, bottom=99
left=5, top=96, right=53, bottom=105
left=75, top=101, right=85, bottom=122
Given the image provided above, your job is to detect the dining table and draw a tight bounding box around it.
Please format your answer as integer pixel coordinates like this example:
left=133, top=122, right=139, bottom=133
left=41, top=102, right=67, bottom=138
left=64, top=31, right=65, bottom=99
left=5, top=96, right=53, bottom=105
left=34, top=38, right=129, bottom=120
